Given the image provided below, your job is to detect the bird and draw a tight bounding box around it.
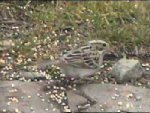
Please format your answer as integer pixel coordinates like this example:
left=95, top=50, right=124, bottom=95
left=51, top=40, right=112, bottom=110
left=33, top=40, right=112, bottom=110
left=52, top=40, right=111, bottom=80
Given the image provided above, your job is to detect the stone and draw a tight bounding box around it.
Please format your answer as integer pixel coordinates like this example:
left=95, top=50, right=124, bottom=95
left=0, top=81, right=60, bottom=113
left=75, top=83, right=150, bottom=112
left=111, top=59, right=143, bottom=83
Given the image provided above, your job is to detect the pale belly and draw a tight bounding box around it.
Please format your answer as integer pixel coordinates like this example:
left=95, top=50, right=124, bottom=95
left=60, top=66, right=99, bottom=78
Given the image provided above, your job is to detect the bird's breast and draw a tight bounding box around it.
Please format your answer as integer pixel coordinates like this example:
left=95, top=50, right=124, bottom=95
left=60, top=65, right=99, bottom=78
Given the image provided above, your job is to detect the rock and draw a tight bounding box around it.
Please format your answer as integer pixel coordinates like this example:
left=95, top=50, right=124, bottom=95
left=111, top=59, right=143, bottom=83
left=0, top=81, right=60, bottom=113
left=74, top=83, right=150, bottom=112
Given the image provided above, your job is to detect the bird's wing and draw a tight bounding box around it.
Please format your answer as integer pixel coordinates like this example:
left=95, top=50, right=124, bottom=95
left=62, top=46, right=100, bottom=69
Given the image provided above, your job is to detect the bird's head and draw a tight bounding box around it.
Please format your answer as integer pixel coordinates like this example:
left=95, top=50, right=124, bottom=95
left=88, top=40, right=110, bottom=53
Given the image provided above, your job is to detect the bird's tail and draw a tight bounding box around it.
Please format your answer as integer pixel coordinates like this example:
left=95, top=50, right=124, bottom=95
left=37, top=59, right=61, bottom=70
left=25, top=59, right=60, bottom=71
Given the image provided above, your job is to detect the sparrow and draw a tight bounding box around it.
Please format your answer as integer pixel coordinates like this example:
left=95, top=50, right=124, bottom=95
left=52, top=40, right=110, bottom=79
left=32, top=40, right=112, bottom=110
left=51, top=40, right=112, bottom=110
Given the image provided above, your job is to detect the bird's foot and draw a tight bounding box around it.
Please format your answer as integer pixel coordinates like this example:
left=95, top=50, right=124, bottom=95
left=77, top=99, right=96, bottom=111
left=74, top=90, right=96, bottom=111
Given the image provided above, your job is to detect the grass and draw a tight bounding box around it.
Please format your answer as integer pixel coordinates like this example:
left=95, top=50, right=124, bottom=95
left=23, top=1, right=150, bottom=45
left=0, top=1, right=150, bottom=66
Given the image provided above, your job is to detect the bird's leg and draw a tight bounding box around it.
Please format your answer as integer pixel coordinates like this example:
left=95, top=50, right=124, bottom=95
left=82, top=77, right=96, bottom=84
left=81, top=77, right=101, bottom=84
left=73, top=90, right=96, bottom=111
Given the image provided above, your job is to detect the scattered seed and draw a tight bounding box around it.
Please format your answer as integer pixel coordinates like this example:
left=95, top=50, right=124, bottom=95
left=15, top=108, right=20, bottom=113
left=101, top=108, right=104, bottom=111
left=37, top=93, right=41, bottom=97
left=117, top=109, right=121, bottom=112
left=111, top=96, right=116, bottom=100
left=136, top=96, right=141, bottom=101
left=30, top=107, right=34, bottom=111
left=7, top=101, right=11, bottom=106
left=11, top=84, right=15, bottom=87
left=52, top=108, right=56, bottom=111
left=126, top=103, right=130, bottom=109
left=118, top=101, right=123, bottom=106
left=61, top=102, right=66, bottom=106
left=139, top=105, right=142, bottom=109
left=115, top=87, right=118, bottom=91
left=2, top=109, right=7, bottom=112
left=142, top=64, right=146, bottom=67
left=64, top=108, right=71, bottom=112
left=28, top=95, right=31, bottom=99
left=73, top=88, right=77, bottom=91
left=45, top=108, right=49, bottom=111
left=41, top=98, right=45, bottom=102
left=99, top=104, right=102, bottom=107
left=114, top=93, right=120, bottom=97
left=126, top=93, right=134, bottom=98
left=137, top=82, right=142, bottom=86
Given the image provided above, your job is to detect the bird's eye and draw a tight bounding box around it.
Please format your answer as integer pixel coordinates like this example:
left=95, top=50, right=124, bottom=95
left=103, top=43, right=107, bottom=47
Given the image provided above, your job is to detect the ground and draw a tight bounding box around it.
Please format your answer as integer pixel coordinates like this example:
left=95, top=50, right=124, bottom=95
left=0, top=1, right=150, bottom=112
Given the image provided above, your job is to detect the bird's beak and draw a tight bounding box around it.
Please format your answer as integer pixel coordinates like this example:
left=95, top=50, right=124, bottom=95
left=106, top=48, right=119, bottom=57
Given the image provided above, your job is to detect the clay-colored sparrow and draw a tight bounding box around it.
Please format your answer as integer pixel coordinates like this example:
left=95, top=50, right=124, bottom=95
left=33, top=40, right=111, bottom=109
left=53, top=40, right=110, bottom=79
